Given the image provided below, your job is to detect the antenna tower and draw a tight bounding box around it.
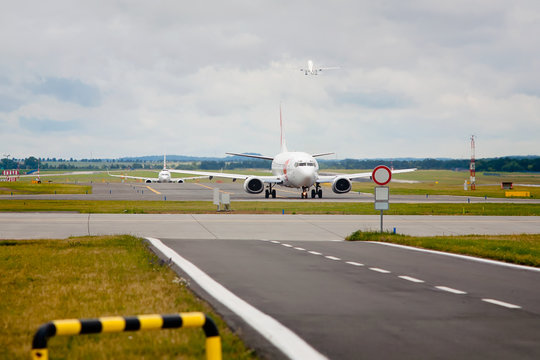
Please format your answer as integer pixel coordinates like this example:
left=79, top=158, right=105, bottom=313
left=470, top=135, right=476, bottom=190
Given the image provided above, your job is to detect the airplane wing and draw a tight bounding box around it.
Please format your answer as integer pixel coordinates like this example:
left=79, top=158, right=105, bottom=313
left=316, top=168, right=417, bottom=183
left=311, top=152, right=334, bottom=158
left=169, top=169, right=283, bottom=184
left=173, top=175, right=210, bottom=181
left=225, top=152, right=274, bottom=161
left=108, top=172, right=156, bottom=182
left=318, top=67, right=340, bottom=71
left=18, top=171, right=105, bottom=177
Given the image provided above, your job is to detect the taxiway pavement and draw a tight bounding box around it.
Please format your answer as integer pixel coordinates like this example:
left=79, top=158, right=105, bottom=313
left=1, top=213, right=540, bottom=239
left=1, top=182, right=539, bottom=203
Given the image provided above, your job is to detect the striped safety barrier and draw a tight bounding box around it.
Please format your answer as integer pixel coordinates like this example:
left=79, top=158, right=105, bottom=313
left=31, top=312, right=221, bottom=360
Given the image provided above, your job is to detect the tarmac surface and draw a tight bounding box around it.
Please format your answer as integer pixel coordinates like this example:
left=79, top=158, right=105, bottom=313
left=2, top=209, right=539, bottom=358
left=2, top=181, right=540, bottom=203
left=1, top=213, right=539, bottom=239
left=157, top=238, right=540, bottom=360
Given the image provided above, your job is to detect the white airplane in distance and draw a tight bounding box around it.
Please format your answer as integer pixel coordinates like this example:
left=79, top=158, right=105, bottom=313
left=300, top=60, right=340, bottom=75
left=108, top=155, right=206, bottom=184
left=170, top=108, right=417, bottom=199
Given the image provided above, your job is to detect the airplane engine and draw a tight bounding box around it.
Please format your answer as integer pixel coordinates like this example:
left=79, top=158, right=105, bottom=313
left=332, top=177, right=352, bottom=194
left=177, top=179, right=184, bottom=183
left=243, top=177, right=264, bottom=194
left=145, top=179, right=152, bottom=183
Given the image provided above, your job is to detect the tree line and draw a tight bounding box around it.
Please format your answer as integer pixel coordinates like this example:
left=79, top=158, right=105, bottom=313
left=1, top=156, right=539, bottom=172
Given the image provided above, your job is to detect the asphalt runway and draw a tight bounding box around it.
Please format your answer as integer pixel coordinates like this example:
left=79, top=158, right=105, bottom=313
left=155, top=238, right=540, bottom=360
left=2, top=181, right=540, bottom=203
left=3, top=213, right=539, bottom=359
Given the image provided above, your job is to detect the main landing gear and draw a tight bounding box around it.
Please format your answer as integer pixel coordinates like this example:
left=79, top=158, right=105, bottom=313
left=265, top=184, right=277, bottom=198
left=304, top=184, right=323, bottom=199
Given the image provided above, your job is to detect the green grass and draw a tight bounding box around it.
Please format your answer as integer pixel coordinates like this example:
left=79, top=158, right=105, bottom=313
left=0, top=199, right=539, bottom=215
left=346, top=231, right=540, bottom=267
left=0, top=182, right=91, bottom=195
left=0, top=235, right=257, bottom=359
left=346, top=170, right=540, bottom=199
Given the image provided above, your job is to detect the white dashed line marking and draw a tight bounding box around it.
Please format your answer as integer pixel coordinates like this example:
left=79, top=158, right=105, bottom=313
left=369, top=267, right=391, bottom=274
left=398, top=276, right=425, bottom=283
left=435, top=286, right=467, bottom=295
left=482, top=299, right=521, bottom=309
left=263, top=240, right=524, bottom=311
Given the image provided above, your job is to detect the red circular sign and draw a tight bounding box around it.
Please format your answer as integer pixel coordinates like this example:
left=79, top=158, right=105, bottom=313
left=372, top=165, right=392, bottom=185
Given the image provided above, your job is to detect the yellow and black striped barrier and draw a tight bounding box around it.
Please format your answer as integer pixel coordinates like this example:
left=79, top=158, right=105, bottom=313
left=31, top=312, right=221, bottom=360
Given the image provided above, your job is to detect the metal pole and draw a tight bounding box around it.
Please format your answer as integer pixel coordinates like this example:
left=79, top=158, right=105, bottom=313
left=380, top=210, right=383, bottom=233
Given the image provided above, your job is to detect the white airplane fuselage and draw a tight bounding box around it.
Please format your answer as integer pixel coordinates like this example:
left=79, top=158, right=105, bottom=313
left=157, top=169, right=172, bottom=183
left=272, top=151, right=319, bottom=188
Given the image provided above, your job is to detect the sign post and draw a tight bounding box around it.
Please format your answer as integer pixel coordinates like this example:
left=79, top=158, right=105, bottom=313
left=372, top=166, right=392, bottom=233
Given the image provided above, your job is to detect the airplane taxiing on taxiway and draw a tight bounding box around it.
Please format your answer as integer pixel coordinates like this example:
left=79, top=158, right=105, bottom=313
left=108, top=155, right=207, bottom=183
left=170, top=108, right=417, bottom=199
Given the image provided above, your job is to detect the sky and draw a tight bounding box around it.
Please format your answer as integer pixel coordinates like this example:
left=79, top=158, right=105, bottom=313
left=1, top=0, right=539, bottom=160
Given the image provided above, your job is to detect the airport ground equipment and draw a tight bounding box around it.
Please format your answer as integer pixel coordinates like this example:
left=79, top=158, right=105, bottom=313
left=213, top=188, right=230, bottom=211
left=31, top=312, right=221, bottom=360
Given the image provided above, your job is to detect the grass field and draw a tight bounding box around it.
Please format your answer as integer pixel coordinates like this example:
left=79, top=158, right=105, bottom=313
left=0, top=199, right=539, bottom=215
left=5, top=169, right=540, bottom=198
left=0, top=235, right=257, bottom=359
left=347, top=170, right=540, bottom=199
left=0, top=182, right=91, bottom=195
left=346, top=231, right=540, bottom=267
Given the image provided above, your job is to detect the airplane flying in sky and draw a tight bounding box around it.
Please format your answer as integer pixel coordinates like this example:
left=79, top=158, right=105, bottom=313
left=300, top=60, right=339, bottom=75
left=108, top=155, right=206, bottom=183
left=170, top=108, right=416, bottom=198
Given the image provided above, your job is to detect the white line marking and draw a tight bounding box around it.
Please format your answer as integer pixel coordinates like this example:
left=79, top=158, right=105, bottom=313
left=482, top=299, right=521, bottom=309
left=146, top=237, right=328, bottom=360
left=435, top=286, right=467, bottom=295
left=281, top=244, right=293, bottom=247
left=369, top=267, right=391, bottom=274
left=368, top=241, right=540, bottom=273
left=294, top=247, right=306, bottom=251
left=308, top=251, right=322, bottom=255
left=346, top=261, right=364, bottom=267
left=325, top=256, right=341, bottom=261
left=270, top=240, right=280, bottom=244
left=398, top=275, right=424, bottom=283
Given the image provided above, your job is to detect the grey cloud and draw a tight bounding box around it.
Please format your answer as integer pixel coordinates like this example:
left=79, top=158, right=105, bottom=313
left=19, top=117, right=83, bottom=133
left=0, top=95, right=24, bottom=112
left=30, top=78, right=102, bottom=107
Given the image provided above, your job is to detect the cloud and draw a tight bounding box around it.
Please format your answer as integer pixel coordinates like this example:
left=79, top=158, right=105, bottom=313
left=331, top=90, right=413, bottom=109
left=0, top=1, right=539, bottom=159
left=19, top=117, right=83, bottom=133
left=30, top=78, right=101, bottom=107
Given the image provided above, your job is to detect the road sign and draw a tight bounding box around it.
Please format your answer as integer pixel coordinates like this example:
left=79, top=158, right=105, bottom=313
left=374, top=185, right=390, bottom=232
left=374, top=186, right=389, bottom=210
left=372, top=165, right=392, bottom=186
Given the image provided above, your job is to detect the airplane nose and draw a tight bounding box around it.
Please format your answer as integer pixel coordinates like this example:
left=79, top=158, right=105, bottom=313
left=299, top=168, right=316, bottom=186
